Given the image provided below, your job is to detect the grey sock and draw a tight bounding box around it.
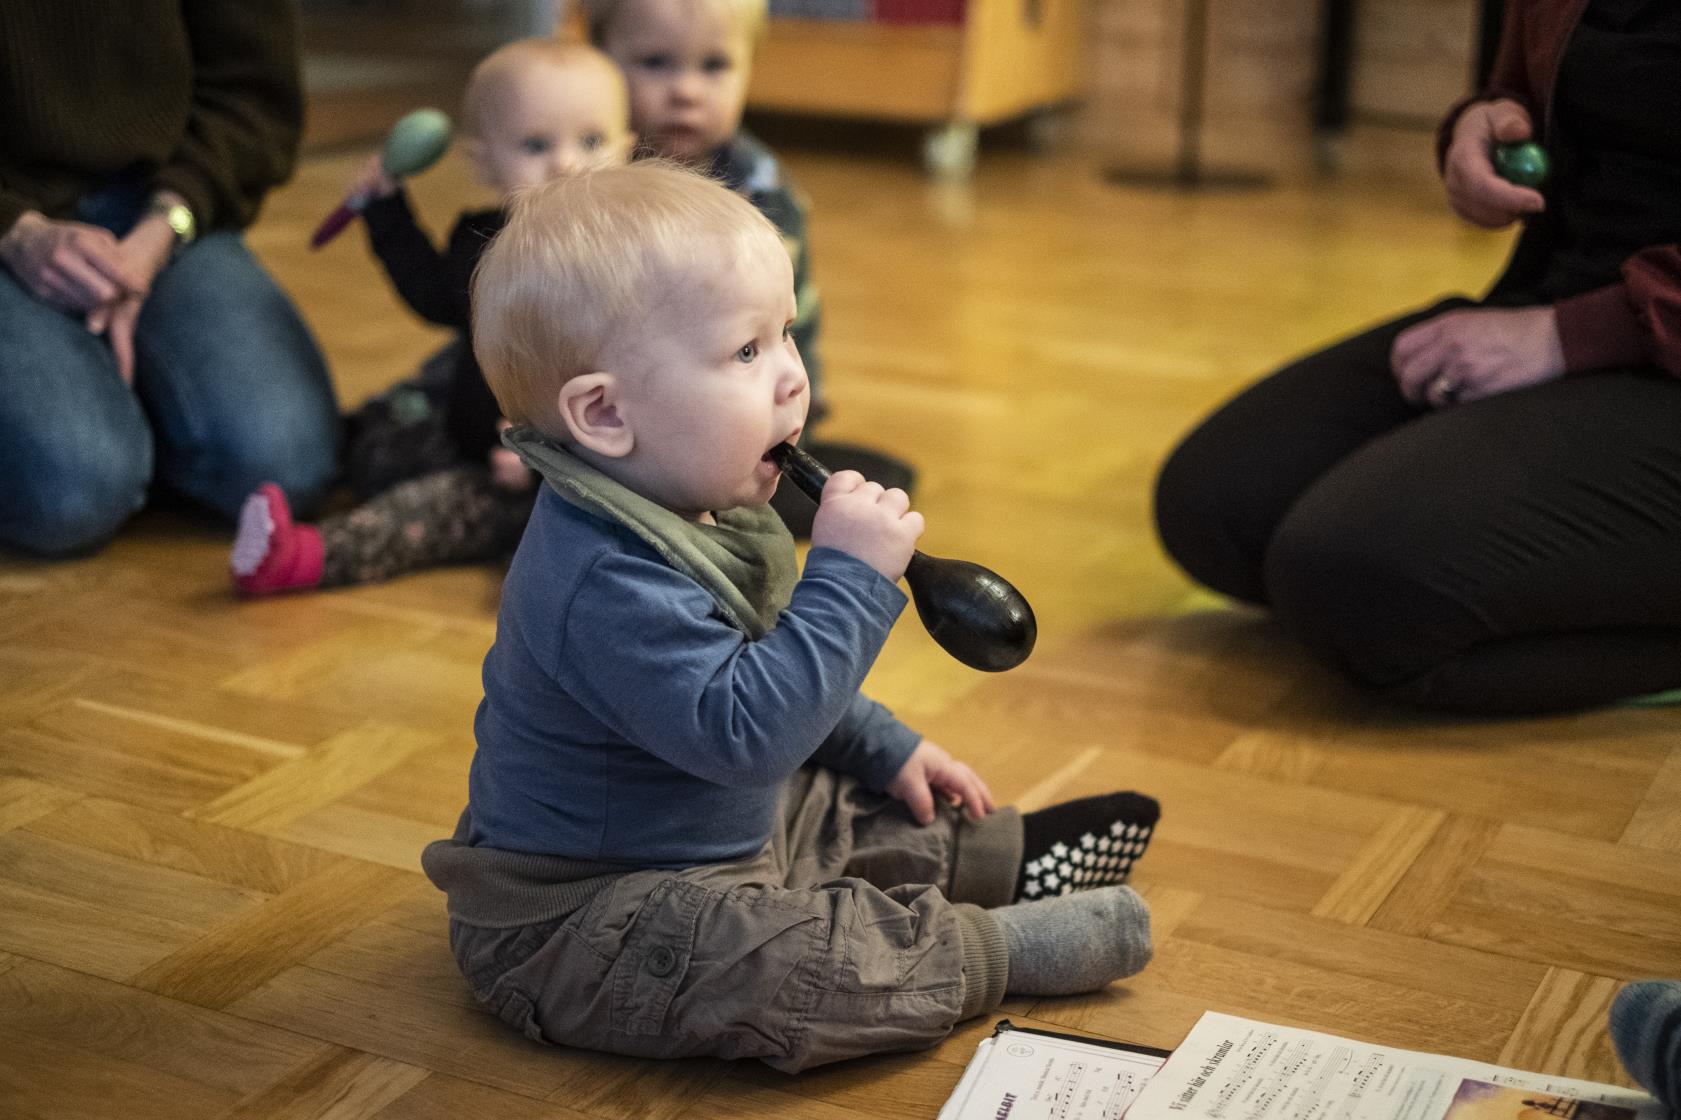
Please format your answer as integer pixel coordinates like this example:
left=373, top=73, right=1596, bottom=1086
left=1610, top=981, right=1681, bottom=1113
left=992, top=884, right=1153, bottom=996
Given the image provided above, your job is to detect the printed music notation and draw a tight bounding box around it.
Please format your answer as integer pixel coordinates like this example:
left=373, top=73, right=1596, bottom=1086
left=938, top=1023, right=1172, bottom=1120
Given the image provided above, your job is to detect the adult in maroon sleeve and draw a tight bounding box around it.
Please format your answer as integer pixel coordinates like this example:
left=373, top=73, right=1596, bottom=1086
left=1155, top=0, right=1681, bottom=714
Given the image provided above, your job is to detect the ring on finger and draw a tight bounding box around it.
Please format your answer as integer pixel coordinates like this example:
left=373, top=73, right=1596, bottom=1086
left=1428, top=373, right=1459, bottom=404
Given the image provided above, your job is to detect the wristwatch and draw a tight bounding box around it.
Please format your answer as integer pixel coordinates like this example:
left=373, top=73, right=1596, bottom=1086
left=147, top=196, right=197, bottom=250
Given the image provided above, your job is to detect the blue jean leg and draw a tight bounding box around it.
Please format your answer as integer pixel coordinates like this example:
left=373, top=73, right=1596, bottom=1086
left=0, top=267, right=153, bottom=556
left=134, top=232, right=340, bottom=518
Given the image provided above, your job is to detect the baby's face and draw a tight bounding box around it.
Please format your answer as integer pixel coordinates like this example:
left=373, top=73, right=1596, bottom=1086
left=473, top=60, right=632, bottom=196
left=600, top=0, right=752, bottom=166
left=606, top=239, right=807, bottom=519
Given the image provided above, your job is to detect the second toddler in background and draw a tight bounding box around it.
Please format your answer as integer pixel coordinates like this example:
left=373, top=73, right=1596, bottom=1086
left=583, top=0, right=916, bottom=533
left=231, top=39, right=633, bottom=595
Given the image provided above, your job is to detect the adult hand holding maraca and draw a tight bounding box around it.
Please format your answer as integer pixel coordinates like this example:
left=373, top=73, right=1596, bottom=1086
left=310, top=108, right=453, bottom=249
left=1444, top=98, right=1546, bottom=228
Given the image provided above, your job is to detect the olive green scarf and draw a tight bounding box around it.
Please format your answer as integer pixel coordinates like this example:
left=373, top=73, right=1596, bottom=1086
left=505, top=427, right=797, bottom=639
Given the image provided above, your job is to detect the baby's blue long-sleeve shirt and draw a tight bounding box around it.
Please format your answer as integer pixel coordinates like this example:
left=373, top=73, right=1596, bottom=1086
left=465, top=486, right=923, bottom=866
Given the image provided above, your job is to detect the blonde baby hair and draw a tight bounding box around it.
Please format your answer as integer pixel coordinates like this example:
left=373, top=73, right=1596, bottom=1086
left=580, top=0, right=768, bottom=48
left=472, top=161, right=783, bottom=434
left=462, top=38, right=628, bottom=137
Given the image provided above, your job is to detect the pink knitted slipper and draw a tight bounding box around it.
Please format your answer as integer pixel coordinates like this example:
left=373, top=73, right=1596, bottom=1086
left=231, top=483, right=323, bottom=596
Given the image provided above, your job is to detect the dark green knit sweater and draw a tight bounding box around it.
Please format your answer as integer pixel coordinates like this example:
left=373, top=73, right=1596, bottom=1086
left=0, top=0, right=304, bottom=236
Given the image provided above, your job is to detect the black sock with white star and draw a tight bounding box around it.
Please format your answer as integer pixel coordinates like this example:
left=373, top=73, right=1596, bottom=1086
left=1015, top=792, right=1160, bottom=901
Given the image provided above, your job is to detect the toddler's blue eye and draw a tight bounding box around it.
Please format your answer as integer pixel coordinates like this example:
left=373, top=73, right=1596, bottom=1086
left=736, top=342, right=758, bottom=362
left=639, top=53, right=673, bottom=71
left=782, top=323, right=794, bottom=340
left=521, top=137, right=552, bottom=155
left=581, top=132, right=605, bottom=151
left=702, top=54, right=733, bottom=74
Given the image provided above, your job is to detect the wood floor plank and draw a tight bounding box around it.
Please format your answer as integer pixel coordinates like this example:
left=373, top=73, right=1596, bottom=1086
left=540, top=1052, right=729, bottom=1120
left=1136, top=882, right=1205, bottom=944
left=1178, top=896, right=1548, bottom=1013
left=1367, top=814, right=1503, bottom=937
left=219, top=621, right=489, bottom=737
left=226, top=964, right=576, bottom=1099
left=186, top=722, right=437, bottom=832
left=0, top=1026, right=237, bottom=1120
left=1427, top=853, right=1681, bottom=979
left=24, top=796, right=340, bottom=895
left=0, top=705, right=280, bottom=815
left=129, top=861, right=421, bottom=1008
left=370, top=1072, right=599, bottom=1120
left=1143, top=938, right=1521, bottom=1061
left=216, top=1046, right=432, bottom=1120
left=0, top=646, right=103, bottom=726
left=1621, top=744, right=1681, bottom=853
left=0, top=959, right=328, bottom=1097
left=0, top=776, right=82, bottom=834
left=1498, top=969, right=1632, bottom=1088
left=0, top=830, right=269, bottom=980
left=1312, top=805, right=1447, bottom=926
left=1302, top=715, right=1674, bottom=842
left=270, top=803, right=451, bottom=871
left=682, top=1081, right=881, bottom=1120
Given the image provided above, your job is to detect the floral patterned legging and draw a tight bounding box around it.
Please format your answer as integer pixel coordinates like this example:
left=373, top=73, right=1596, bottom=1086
left=320, top=363, right=535, bottom=588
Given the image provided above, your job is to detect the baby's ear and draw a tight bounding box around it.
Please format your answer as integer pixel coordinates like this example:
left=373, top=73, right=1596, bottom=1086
left=557, top=372, right=633, bottom=457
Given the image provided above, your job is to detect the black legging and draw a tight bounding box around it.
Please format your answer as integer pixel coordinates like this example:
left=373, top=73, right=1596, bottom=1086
left=1154, top=298, right=1681, bottom=715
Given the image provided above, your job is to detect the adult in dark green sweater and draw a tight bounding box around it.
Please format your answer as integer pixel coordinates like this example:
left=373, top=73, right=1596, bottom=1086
left=0, top=0, right=339, bottom=556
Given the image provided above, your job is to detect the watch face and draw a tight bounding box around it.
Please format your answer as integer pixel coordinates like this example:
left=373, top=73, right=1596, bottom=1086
left=166, top=206, right=194, bottom=240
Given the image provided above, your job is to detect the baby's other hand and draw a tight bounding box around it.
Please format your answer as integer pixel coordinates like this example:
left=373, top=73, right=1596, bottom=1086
left=489, top=420, right=533, bottom=491
left=348, top=153, right=399, bottom=203
left=887, top=740, right=995, bottom=826
left=489, top=447, right=534, bottom=491
left=810, top=470, right=923, bottom=581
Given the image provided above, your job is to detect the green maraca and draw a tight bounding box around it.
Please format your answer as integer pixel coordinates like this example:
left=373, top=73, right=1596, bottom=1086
left=1493, top=141, right=1549, bottom=189
left=311, top=108, right=454, bottom=249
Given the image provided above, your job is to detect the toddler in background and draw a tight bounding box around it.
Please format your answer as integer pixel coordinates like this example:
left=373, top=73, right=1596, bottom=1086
left=422, top=163, right=1160, bottom=1073
left=231, top=39, right=633, bottom=595
left=583, top=0, right=916, bottom=534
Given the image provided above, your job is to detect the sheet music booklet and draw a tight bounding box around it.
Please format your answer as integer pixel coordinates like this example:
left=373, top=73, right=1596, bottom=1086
left=938, top=1013, right=1662, bottom=1120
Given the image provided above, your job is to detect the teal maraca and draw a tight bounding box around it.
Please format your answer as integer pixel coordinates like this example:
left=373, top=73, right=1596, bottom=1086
left=1493, top=141, right=1549, bottom=189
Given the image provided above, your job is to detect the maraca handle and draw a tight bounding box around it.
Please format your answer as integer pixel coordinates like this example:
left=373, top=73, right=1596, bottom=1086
left=309, top=195, right=368, bottom=251
left=768, top=441, right=832, bottom=502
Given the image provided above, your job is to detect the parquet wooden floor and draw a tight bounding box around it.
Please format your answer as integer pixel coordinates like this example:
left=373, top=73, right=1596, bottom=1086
left=3, top=127, right=1677, bottom=1118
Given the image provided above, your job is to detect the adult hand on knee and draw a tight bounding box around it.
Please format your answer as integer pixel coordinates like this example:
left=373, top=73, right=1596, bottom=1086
left=1390, top=306, right=1566, bottom=407
left=0, top=211, right=148, bottom=316
left=1444, top=99, right=1547, bottom=229
left=85, top=209, right=181, bottom=384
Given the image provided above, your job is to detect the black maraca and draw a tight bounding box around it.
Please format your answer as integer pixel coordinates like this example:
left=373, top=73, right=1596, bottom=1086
left=767, top=443, right=1037, bottom=672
